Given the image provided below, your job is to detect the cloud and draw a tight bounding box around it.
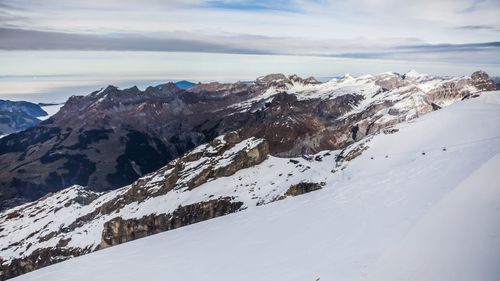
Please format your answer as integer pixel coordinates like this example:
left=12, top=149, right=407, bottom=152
left=0, top=0, right=499, bottom=66
left=331, top=42, right=500, bottom=64
left=401, top=41, right=500, bottom=52
left=1, top=27, right=498, bottom=64
left=0, top=28, right=268, bottom=54
left=456, top=25, right=499, bottom=31
left=201, top=0, right=302, bottom=12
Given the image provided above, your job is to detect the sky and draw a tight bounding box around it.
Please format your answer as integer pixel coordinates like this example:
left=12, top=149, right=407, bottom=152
left=0, top=0, right=499, bottom=102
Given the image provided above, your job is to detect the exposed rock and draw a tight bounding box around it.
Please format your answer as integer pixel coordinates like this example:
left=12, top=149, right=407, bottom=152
left=0, top=247, right=91, bottom=281
left=470, top=71, right=497, bottom=91
left=284, top=182, right=324, bottom=196
left=383, top=128, right=399, bottom=134
left=98, top=198, right=243, bottom=249
left=427, top=71, right=495, bottom=106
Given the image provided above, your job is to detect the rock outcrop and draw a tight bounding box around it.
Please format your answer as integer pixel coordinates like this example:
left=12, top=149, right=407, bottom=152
left=98, top=198, right=243, bottom=249
left=284, top=182, right=324, bottom=196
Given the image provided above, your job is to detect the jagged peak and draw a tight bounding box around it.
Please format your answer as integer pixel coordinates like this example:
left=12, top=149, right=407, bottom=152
left=123, top=85, right=140, bottom=92
left=288, top=74, right=320, bottom=85
left=471, top=70, right=490, bottom=79
left=403, top=69, right=428, bottom=80
left=88, top=85, right=117, bottom=97
left=103, top=85, right=119, bottom=92
left=339, top=73, right=355, bottom=81
left=255, top=73, right=288, bottom=84
left=154, top=82, right=179, bottom=92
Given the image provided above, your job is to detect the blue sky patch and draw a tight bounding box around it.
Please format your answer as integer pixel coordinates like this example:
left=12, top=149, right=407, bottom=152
left=201, top=0, right=301, bottom=12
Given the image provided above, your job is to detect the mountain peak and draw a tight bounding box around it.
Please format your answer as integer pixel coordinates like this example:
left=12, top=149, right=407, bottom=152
left=255, top=73, right=287, bottom=84
left=174, top=80, right=196, bottom=90
left=403, top=69, right=428, bottom=80
left=154, top=82, right=180, bottom=92
left=340, top=73, right=354, bottom=80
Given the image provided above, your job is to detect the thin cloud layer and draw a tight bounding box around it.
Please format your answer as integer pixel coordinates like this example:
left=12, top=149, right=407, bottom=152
left=0, top=0, right=499, bottom=64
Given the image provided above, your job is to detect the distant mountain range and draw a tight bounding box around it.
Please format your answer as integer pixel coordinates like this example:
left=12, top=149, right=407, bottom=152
left=174, top=80, right=196, bottom=90
left=0, top=100, right=48, bottom=137
left=0, top=71, right=496, bottom=211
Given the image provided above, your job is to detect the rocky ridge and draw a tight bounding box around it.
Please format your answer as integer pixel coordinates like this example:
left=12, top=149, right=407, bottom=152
left=0, top=126, right=373, bottom=279
left=0, top=132, right=273, bottom=278
left=0, top=70, right=495, bottom=211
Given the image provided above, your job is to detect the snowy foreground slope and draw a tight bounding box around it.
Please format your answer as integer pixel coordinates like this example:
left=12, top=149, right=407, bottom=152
left=10, top=91, right=500, bottom=281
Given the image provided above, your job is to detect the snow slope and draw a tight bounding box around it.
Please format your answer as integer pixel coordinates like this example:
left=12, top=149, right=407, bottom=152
left=371, top=153, right=500, bottom=281
left=10, top=91, right=500, bottom=281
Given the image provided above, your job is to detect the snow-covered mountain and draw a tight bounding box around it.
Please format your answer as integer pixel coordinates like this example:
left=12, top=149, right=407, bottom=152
left=0, top=70, right=495, bottom=211
left=2, top=89, right=500, bottom=280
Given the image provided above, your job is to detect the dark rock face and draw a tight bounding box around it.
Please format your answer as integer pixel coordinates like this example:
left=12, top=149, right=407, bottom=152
left=470, top=71, right=497, bottom=91
left=0, top=247, right=91, bottom=281
left=284, top=182, right=323, bottom=196
left=98, top=198, right=243, bottom=249
left=219, top=92, right=365, bottom=155
left=0, top=84, right=257, bottom=209
left=106, top=130, right=174, bottom=188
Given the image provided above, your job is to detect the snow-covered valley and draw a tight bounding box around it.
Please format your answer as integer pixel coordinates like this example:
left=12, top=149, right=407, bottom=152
left=8, top=91, right=500, bottom=281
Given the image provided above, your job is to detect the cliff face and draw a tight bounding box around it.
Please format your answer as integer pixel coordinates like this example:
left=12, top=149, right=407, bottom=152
left=98, top=198, right=243, bottom=249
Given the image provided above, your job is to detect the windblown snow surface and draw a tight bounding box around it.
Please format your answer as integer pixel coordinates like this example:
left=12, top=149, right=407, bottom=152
left=12, top=92, right=500, bottom=281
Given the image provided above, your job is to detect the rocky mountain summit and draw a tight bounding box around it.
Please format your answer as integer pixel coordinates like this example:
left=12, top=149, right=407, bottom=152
left=0, top=70, right=495, bottom=210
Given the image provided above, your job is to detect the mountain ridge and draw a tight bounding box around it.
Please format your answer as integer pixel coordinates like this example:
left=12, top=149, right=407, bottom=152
left=2, top=90, right=499, bottom=280
left=0, top=71, right=495, bottom=210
